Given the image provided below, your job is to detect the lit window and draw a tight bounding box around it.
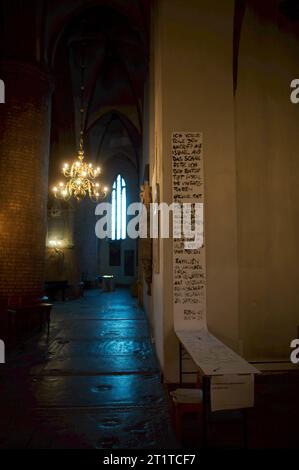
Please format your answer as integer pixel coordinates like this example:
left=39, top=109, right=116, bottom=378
left=111, top=175, right=126, bottom=240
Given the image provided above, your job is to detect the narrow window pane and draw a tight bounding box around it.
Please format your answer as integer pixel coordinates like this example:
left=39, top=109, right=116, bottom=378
left=112, top=175, right=127, bottom=241
left=112, top=188, right=116, bottom=240
left=122, top=186, right=126, bottom=239
left=117, top=175, right=121, bottom=240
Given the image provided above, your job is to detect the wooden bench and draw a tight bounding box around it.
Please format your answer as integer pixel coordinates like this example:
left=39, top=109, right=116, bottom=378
left=7, top=298, right=53, bottom=342
left=45, top=280, right=69, bottom=301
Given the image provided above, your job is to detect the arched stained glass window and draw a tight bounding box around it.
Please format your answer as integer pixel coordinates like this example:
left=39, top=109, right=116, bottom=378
left=111, top=175, right=126, bottom=240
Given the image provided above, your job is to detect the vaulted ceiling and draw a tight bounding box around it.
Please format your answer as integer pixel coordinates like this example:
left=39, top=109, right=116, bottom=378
left=49, top=0, right=149, bottom=178
left=0, top=0, right=150, bottom=180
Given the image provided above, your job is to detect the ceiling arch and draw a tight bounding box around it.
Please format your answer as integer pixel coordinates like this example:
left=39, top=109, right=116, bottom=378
left=87, top=110, right=141, bottom=171
left=48, top=0, right=149, bottom=177
left=47, top=0, right=150, bottom=67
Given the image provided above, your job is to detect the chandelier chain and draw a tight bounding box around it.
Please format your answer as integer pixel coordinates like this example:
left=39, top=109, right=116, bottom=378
left=52, top=39, right=108, bottom=202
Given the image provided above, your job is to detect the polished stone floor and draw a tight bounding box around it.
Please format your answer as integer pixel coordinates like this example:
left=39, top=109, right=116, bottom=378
left=0, top=289, right=177, bottom=449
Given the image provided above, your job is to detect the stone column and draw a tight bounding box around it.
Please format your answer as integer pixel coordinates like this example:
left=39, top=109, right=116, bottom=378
left=151, top=0, right=239, bottom=382
left=0, top=61, right=53, bottom=304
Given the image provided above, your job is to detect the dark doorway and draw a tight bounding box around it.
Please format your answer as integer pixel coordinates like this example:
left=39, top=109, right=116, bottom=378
left=124, top=250, right=135, bottom=276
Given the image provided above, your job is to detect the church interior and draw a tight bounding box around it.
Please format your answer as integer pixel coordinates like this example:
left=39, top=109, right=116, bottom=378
left=1, top=0, right=299, bottom=452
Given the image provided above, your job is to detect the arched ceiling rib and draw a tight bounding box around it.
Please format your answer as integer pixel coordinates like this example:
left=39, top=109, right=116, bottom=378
left=87, top=110, right=141, bottom=171
left=49, top=1, right=148, bottom=171
left=47, top=0, right=150, bottom=67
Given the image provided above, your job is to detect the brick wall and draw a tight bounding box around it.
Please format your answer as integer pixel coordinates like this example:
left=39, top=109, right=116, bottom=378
left=0, top=61, right=53, bottom=305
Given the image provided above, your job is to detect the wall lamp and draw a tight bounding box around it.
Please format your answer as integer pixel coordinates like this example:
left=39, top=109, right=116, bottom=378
left=48, top=239, right=63, bottom=254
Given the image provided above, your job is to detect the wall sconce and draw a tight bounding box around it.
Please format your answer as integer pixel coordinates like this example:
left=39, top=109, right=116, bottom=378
left=48, top=239, right=63, bottom=254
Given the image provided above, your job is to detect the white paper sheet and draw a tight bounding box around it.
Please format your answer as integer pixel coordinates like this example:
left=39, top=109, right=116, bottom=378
left=211, top=374, right=254, bottom=412
left=172, top=132, right=206, bottom=331
left=176, top=329, right=259, bottom=376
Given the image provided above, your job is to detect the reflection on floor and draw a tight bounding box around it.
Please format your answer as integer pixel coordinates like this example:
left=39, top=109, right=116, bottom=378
left=0, top=289, right=177, bottom=449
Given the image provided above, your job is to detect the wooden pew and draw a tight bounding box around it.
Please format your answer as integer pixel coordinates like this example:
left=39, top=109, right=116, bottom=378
left=6, top=296, right=53, bottom=343
left=45, top=280, right=69, bottom=301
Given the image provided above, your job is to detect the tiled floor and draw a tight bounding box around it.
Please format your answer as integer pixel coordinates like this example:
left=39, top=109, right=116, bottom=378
left=0, top=289, right=177, bottom=449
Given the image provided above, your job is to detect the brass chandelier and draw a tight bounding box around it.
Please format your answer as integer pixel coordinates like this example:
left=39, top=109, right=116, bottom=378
left=53, top=42, right=108, bottom=202
left=53, top=138, right=107, bottom=202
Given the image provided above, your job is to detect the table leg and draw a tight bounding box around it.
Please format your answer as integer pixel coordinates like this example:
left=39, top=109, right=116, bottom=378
left=179, top=343, right=183, bottom=386
left=243, top=408, right=248, bottom=448
left=202, top=375, right=209, bottom=448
